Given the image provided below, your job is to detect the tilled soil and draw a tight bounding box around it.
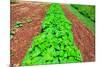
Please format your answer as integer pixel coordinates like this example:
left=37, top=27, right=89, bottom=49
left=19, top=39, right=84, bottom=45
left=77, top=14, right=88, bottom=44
left=10, top=2, right=50, bottom=66
left=62, top=5, right=95, bottom=62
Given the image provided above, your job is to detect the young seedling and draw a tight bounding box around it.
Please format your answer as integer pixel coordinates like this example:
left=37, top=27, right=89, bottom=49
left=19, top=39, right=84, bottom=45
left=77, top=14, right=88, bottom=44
left=15, top=21, right=23, bottom=28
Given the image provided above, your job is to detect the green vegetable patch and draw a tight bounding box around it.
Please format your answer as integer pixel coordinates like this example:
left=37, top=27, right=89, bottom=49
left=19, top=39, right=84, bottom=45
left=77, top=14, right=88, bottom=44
left=71, top=4, right=95, bottom=22
left=66, top=5, right=95, bottom=34
left=21, top=3, right=82, bottom=65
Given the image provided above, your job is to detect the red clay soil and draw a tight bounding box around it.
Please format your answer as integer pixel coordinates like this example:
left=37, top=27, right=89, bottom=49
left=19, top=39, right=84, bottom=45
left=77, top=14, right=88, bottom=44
left=10, top=2, right=50, bottom=66
left=62, top=5, right=95, bottom=62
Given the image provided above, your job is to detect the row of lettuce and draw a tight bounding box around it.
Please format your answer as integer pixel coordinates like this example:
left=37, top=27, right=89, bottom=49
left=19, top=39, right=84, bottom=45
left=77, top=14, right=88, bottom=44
left=21, top=4, right=82, bottom=65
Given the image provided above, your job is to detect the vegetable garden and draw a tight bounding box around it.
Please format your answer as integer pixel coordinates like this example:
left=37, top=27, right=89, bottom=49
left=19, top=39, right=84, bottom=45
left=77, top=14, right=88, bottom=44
left=10, top=2, right=95, bottom=66
left=21, top=4, right=82, bottom=65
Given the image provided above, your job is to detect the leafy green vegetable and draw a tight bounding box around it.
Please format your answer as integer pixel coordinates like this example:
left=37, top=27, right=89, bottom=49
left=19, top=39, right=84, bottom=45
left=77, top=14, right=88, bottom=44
left=21, top=3, right=82, bottom=65
left=71, top=4, right=95, bottom=22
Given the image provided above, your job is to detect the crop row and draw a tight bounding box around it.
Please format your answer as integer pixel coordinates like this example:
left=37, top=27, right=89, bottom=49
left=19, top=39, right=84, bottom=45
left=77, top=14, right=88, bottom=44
left=21, top=4, right=82, bottom=65
left=71, top=4, right=95, bottom=22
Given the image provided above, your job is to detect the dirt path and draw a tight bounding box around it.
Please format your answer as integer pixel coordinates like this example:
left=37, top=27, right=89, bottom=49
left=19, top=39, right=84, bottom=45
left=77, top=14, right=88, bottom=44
left=10, top=2, right=50, bottom=66
left=61, top=5, right=95, bottom=62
